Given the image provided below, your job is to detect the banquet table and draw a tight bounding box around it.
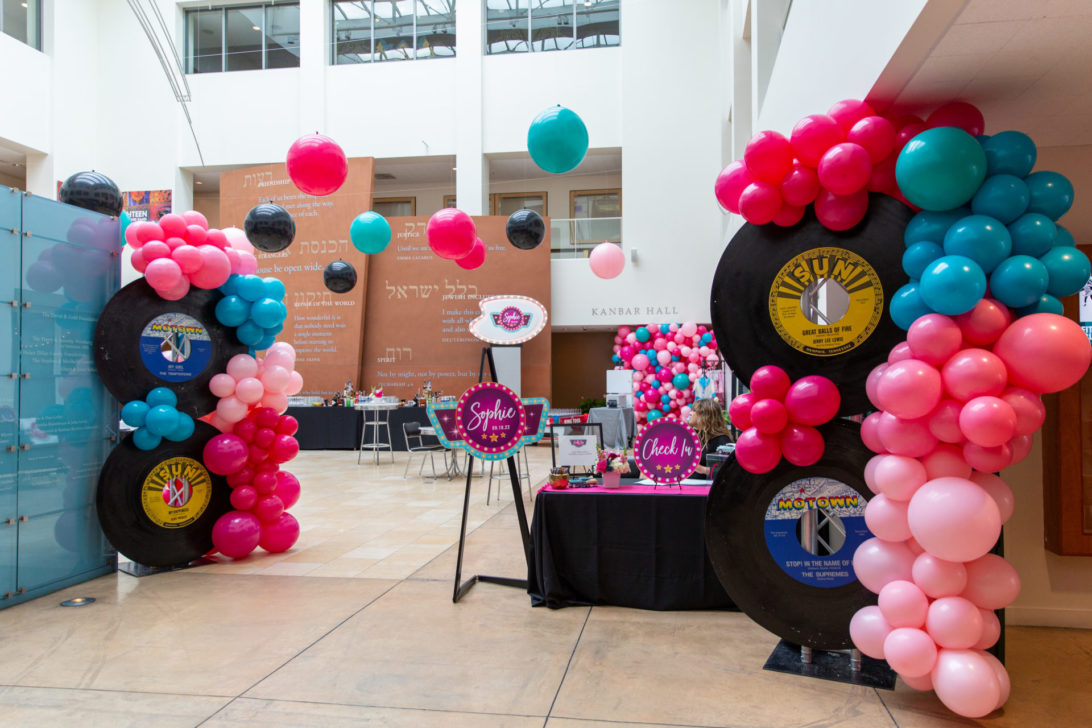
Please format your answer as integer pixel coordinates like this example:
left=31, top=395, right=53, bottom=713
left=528, top=480, right=736, bottom=611
left=287, top=405, right=439, bottom=451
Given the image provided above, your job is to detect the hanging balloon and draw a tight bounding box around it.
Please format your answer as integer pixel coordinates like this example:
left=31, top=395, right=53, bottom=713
left=426, top=207, right=476, bottom=260
left=349, top=210, right=392, bottom=254
left=323, top=259, right=357, bottom=293
left=455, top=237, right=486, bottom=270
left=527, top=105, right=589, bottom=174
left=59, top=171, right=123, bottom=217
left=244, top=203, right=296, bottom=253
left=589, top=241, right=625, bottom=279
left=505, top=209, right=546, bottom=250
left=285, top=133, right=348, bottom=196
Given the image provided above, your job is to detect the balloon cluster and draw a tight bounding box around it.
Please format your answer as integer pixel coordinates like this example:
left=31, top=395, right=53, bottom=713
left=727, top=366, right=840, bottom=473
left=202, top=406, right=302, bottom=559
left=120, top=387, right=195, bottom=451
left=850, top=310, right=1091, bottom=716
left=215, top=274, right=289, bottom=350
left=611, top=322, right=717, bottom=426
left=426, top=208, right=485, bottom=270
left=126, top=212, right=259, bottom=301
left=205, top=346, right=304, bottom=432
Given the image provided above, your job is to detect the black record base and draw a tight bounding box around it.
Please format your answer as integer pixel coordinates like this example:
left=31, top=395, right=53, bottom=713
left=763, top=639, right=896, bottom=690
left=118, top=556, right=215, bottom=578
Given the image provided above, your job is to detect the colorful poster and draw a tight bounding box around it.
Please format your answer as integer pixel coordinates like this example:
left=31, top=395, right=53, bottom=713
left=455, top=382, right=527, bottom=461
left=123, top=190, right=172, bottom=222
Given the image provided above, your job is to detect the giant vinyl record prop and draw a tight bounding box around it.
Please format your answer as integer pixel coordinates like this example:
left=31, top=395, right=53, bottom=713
left=711, top=194, right=912, bottom=415
left=97, top=421, right=231, bottom=567
left=93, top=279, right=246, bottom=417
left=705, top=420, right=873, bottom=650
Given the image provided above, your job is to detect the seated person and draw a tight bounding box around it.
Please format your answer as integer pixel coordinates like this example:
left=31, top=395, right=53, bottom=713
left=688, top=398, right=734, bottom=478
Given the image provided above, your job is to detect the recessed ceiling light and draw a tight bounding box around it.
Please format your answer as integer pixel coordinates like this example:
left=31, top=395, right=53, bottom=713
left=195, top=180, right=204, bottom=185
left=452, top=167, right=457, bottom=171
left=252, top=25, right=260, bottom=31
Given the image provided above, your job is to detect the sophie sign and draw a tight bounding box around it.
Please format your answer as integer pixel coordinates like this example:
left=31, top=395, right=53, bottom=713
left=455, top=382, right=527, bottom=461
left=469, top=295, right=547, bottom=345
left=634, top=419, right=702, bottom=484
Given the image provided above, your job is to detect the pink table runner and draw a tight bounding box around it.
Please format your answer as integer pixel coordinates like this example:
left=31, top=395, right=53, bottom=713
left=538, top=482, right=711, bottom=495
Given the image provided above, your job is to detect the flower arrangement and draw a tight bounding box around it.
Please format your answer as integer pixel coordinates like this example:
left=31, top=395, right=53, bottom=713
left=595, top=448, right=629, bottom=474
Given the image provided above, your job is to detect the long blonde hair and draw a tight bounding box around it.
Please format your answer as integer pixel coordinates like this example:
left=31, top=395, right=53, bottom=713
left=690, top=398, right=732, bottom=448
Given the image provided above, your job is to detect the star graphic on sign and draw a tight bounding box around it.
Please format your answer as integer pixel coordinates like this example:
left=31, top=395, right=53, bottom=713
left=662, top=464, right=675, bottom=473
left=488, top=433, right=500, bottom=442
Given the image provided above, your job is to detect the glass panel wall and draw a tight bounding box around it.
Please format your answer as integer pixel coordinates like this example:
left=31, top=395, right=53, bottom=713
left=266, top=4, right=302, bottom=68
left=1, top=0, right=40, bottom=49
left=333, top=0, right=455, bottom=64
left=225, top=6, right=265, bottom=71
left=485, top=0, right=618, bottom=55
left=185, top=3, right=301, bottom=74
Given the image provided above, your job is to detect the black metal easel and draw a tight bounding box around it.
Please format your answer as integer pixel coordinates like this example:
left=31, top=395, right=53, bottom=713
left=452, top=346, right=534, bottom=602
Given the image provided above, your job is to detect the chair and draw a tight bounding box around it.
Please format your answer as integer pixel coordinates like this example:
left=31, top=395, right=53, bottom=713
left=486, top=448, right=532, bottom=505
left=403, top=421, right=448, bottom=479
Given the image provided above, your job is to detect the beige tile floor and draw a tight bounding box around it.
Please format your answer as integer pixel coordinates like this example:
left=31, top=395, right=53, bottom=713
left=2, top=446, right=1091, bottom=727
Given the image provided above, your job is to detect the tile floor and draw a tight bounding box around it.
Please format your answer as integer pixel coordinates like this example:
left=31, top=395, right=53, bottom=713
left=2, top=446, right=1091, bottom=727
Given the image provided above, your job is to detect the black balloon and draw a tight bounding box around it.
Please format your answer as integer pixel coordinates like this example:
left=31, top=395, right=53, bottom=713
left=244, top=203, right=296, bottom=252
left=505, top=209, right=546, bottom=250
left=59, top=171, right=123, bottom=217
left=323, top=260, right=357, bottom=293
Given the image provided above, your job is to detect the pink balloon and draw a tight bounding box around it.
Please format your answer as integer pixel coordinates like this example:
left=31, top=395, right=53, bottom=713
left=877, top=412, right=938, bottom=458
left=261, top=391, right=289, bottom=414
left=961, top=554, right=1020, bottom=610
left=130, top=248, right=148, bottom=273
left=181, top=210, right=209, bottom=230
left=261, top=365, right=291, bottom=393
left=171, top=244, right=204, bottom=275
left=227, top=354, right=259, bottom=380
left=158, top=276, right=191, bottom=302
left=143, top=241, right=170, bottom=262
left=864, top=455, right=884, bottom=494
left=790, top=114, right=845, bottom=167
left=426, top=208, right=476, bottom=260
left=744, top=130, right=794, bottom=183
left=728, top=393, right=755, bottom=430
left=871, top=454, right=928, bottom=501
left=738, top=181, right=782, bottom=225
left=619, top=345, right=635, bottom=361
left=713, top=160, right=754, bottom=214
left=254, top=494, right=285, bottom=524
left=652, top=338, right=667, bottom=352
left=866, top=362, right=889, bottom=410
left=852, top=537, right=916, bottom=594
left=912, top=552, right=968, bottom=598
left=144, top=257, right=183, bottom=291
left=190, top=245, right=231, bottom=289
left=879, top=580, right=929, bottom=628
left=907, top=477, right=1001, bottom=562
left=234, top=377, right=265, bottom=404
left=868, top=155, right=898, bottom=194
left=968, top=471, right=1014, bottom=524
left=216, top=395, right=249, bottom=424
left=849, top=605, right=893, bottom=659
left=772, top=203, right=805, bottom=227
left=749, top=365, right=791, bottom=400
left=814, top=188, right=868, bottom=231
left=783, top=375, right=840, bottom=426
left=931, top=649, right=1001, bottom=718
left=926, top=101, right=985, bottom=137
left=202, top=412, right=232, bottom=433
left=899, top=672, right=935, bottom=692
left=286, top=133, right=348, bottom=196
left=259, top=511, right=299, bottom=553
left=999, top=387, right=1045, bottom=436
left=455, top=237, right=486, bottom=270
left=920, top=443, right=971, bottom=480
left=749, top=398, right=788, bottom=434
left=980, top=650, right=1011, bottom=711
left=907, top=314, right=963, bottom=366
left=865, top=493, right=912, bottom=542
left=926, top=596, right=983, bottom=649
left=236, top=251, right=258, bottom=275
left=817, top=142, right=872, bottom=195
left=589, top=242, right=626, bottom=279
left=733, top=428, right=782, bottom=474
left=993, top=313, right=1092, bottom=394
left=877, top=359, right=942, bottom=420
left=779, top=424, right=824, bottom=466
left=955, top=298, right=1011, bottom=346
left=163, top=236, right=186, bottom=252
left=958, top=396, right=1017, bottom=447
left=632, top=353, right=650, bottom=371
left=779, top=163, right=821, bottom=207
left=202, top=434, right=249, bottom=475
left=209, top=373, right=237, bottom=398
left=263, top=350, right=294, bottom=371
left=206, top=229, right=229, bottom=249
left=883, top=627, right=938, bottom=678
left=655, top=350, right=672, bottom=367
left=828, top=98, right=876, bottom=133
left=962, top=441, right=1012, bottom=473
left=211, top=510, right=261, bottom=559
left=158, top=213, right=187, bottom=238
left=230, top=485, right=259, bottom=512
left=847, top=115, right=896, bottom=163
left=927, top=399, right=966, bottom=443
left=941, top=349, right=1008, bottom=402
left=134, top=221, right=165, bottom=244
left=974, top=608, right=1001, bottom=650
left=861, top=412, right=887, bottom=454
left=887, top=341, right=914, bottom=363
left=275, top=471, right=301, bottom=509
left=1010, top=434, right=1033, bottom=463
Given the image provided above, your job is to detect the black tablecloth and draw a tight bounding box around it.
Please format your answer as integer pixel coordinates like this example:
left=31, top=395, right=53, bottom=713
left=288, top=405, right=438, bottom=451
left=528, top=483, right=736, bottom=611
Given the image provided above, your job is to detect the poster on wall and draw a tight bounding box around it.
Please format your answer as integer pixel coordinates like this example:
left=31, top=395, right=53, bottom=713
left=362, top=216, right=551, bottom=400
left=1081, top=277, right=1092, bottom=345
left=219, top=158, right=375, bottom=396
left=123, top=190, right=172, bottom=222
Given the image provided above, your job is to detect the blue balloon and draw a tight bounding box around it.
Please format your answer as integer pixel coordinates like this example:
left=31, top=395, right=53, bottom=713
left=131, top=427, right=161, bottom=451
left=120, top=211, right=132, bottom=246
left=249, top=297, right=283, bottom=329
left=904, top=208, right=970, bottom=246
left=659, top=324, right=670, bottom=334
left=215, top=295, right=250, bottom=327
left=1041, top=247, right=1092, bottom=298
left=646, top=409, right=663, bottom=422
left=661, top=394, right=671, bottom=405
left=164, top=413, right=195, bottom=442
left=903, top=241, right=944, bottom=279
left=612, top=354, right=621, bottom=364
left=942, top=215, right=1012, bottom=274
left=671, top=355, right=680, bottom=361
left=236, top=320, right=264, bottom=346
left=219, top=274, right=241, bottom=296
left=701, top=332, right=712, bottom=344
left=235, top=274, right=267, bottom=302
left=919, top=255, right=987, bottom=315
left=635, top=327, right=650, bottom=343
left=1016, top=294, right=1064, bottom=317
left=896, top=128, right=988, bottom=211
left=1008, top=213, right=1056, bottom=257
left=350, top=210, right=392, bottom=254
left=253, top=334, right=277, bottom=351
left=890, top=282, right=933, bottom=330
left=144, top=404, right=180, bottom=437
left=990, top=255, right=1050, bottom=308
left=650, top=380, right=660, bottom=389
left=146, top=387, right=177, bottom=408
left=982, top=131, right=1036, bottom=177
left=672, top=373, right=691, bottom=390
left=1025, top=171, right=1074, bottom=220
left=263, top=323, right=284, bottom=337
left=1053, top=224, right=1075, bottom=248
left=262, top=277, right=286, bottom=301
left=970, top=174, right=1029, bottom=224
left=527, top=105, right=589, bottom=174
left=121, top=400, right=149, bottom=428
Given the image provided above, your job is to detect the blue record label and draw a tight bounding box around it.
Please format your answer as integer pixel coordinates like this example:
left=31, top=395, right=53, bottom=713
left=763, top=477, right=870, bottom=588
left=139, top=313, right=213, bottom=383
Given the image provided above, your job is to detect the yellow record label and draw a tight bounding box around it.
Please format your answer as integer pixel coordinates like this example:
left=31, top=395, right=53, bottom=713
left=768, top=247, right=884, bottom=357
left=141, top=456, right=212, bottom=529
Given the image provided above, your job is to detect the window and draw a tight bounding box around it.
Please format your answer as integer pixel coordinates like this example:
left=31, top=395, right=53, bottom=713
left=1, top=0, right=40, bottom=50
left=492, top=192, right=546, bottom=217
left=185, top=3, right=301, bottom=74
left=485, top=0, right=618, bottom=55
left=442, top=195, right=457, bottom=208
left=570, top=188, right=620, bottom=245
left=333, top=1, right=455, bottom=64
left=373, top=197, right=416, bottom=216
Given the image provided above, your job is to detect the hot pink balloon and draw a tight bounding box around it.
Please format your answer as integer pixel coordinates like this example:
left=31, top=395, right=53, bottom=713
left=190, top=245, right=231, bottom=289
left=883, top=627, right=938, bottom=678
left=211, top=510, right=261, bottom=559
left=790, top=114, right=845, bottom=167
left=733, top=428, right=782, bottom=474
left=749, top=398, right=788, bottom=434
left=955, top=298, right=1011, bottom=346
left=455, top=237, right=486, bottom=270
left=779, top=424, right=824, bottom=466
left=780, top=163, right=821, bottom=207
left=426, top=208, right=476, bottom=260
left=728, top=392, right=755, bottom=430
left=847, top=115, right=896, bottom=163
left=887, top=341, right=914, bottom=363
left=713, top=160, right=754, bottom=214
left=868, top=155, right=898, bottom=194
left=999, top=387, right=1045, bottom=436
left=912, top=552, right=967, bottom=599
left=876, top=412, right=937, bottom=458
left=275, top=471, right=301, bottom=509
left=864, top=493, right=912, bottom=542
left=203, top=433, right=249, bottom=475
left=877, top=358, right=942, bottom=420
left=907, top=314, right=963, bottom=366
left=814, top=188, right=868, bottom=231
left=926, top=101, right=985, bottom=137
left=941, top=349, right=1008, bottom=402
left=968, top=471, right=1014, bottom=524
left=259, top=511, right=300, bottom=553
left=230, top=485, right=259, bottom=512
left=993, top=313, right=1092, bottom=394
left=958, top=396, right=1017, bottom=447
left=286, top=133, right=348, bottom=196
left=772, top=203, right=805, bottom=227
left=879, top=580, right=929, bottom=628
left=927, top=399, right=965, bottom=444
left=962, top=441, right=1012, bottom=473
left=738, top=181, right=782, bottom=225
left=931, top=648, right=1001, bottom=718
left=865, top=362, right=888, bottom=410
left=852, top=537, right=916, bottom=594
left=828, top=99, right=876, bottom=133
left=171, top=244, right=204, bottom=275
left=961, top=554, right=1020, bottom=610
left=749, top=365, right=791, bottom=401
left=920, top=442, right=971, bottom=480
left=744, top=130, right=794, bottom=183
left=158, top=276, right=190, bottom=302
left=589, top=242, right=626, bottom=279
left=907, top=477, right=1001, bottom=563
left=849, top=605, right=893, bottom=659
left=817, top=142, right=872, bottom=195
left=926, top=596, right=983, bottom=649
left=783, top=375, right=840, bottom=426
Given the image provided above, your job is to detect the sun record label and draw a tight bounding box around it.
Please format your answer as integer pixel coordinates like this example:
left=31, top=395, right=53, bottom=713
left=141, top=456, right=212, bottom=529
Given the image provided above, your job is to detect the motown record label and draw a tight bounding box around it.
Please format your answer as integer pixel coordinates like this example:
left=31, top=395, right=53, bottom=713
left=138, top=313, right=213, bottom=383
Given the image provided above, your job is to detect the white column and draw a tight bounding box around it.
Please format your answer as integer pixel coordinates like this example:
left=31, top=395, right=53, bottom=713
left=454, top=0, right=486, bottom=214
left=298, top=0, right=328, bottom=135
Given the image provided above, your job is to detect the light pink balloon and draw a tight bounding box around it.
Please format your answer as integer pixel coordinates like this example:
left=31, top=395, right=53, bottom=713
left=202, top=411, right=232, bottom=433
left=171, top=244, right=204, bottom=275
left=262, top=350, right=294, bottom=371
left=260, top=391, right=289, bottom=414
left=655, top=349, right=671, bottom=367
left=907, top=477, right=1001, bottom=563
left=145, top=257, right=183, bottom=290
left=1000, top=387, right=1045, bottom=436
left=865, top=494, right=912, bottom=542
left=853, top=537, right=916, bottom=594
left=216, top=395, right=249, bottom=423
left=234, top=377, right=265, bottom=404
left=962, top=441, right=1012, bottom=473
left=931, top=648, right=1001, bottom=718
left=861, top=412, right=888, bottom=454
left=877, top=358, right=943, bottom=419
left=920, top=442, right=971, bottom=479
left=589, top=242, right=625, bottom=279
left=884, top=627, right=938, bottom=678
left=864, top=455, right=884, bottom=494
left=226, top=354, right=259, bottom=381
left=926, top=596, right=983, bottom=649
left=958, top=396, right=1017, bottom=447
left=980, top=650, right=1011, bottom=711
left=158, top=275, right=191, bottom=302
left=877, top=412, right=938, bottom=458
left=236, top=251, right=258, bottom=275
left=872, top=454, right=927, bottom=501
left=907, top=314, right=963, bottom=366
left=261, top=364, right=291, bottom=393
left=866, top=362, right=889, bottom=410
left=632, top=354, right=650, bottom=371
left=928, top=399, right=965, bottom=444
left=961, top=554, right=1020, bottom=610
left=906, top=537, right=925, bottom=555
left=849, top=605, right=893, bottom=659
left=912, top=552, right=967, bottom=598
left=955, top=298, right=1011, bottom=346
left=887, top=341, right=915, bottom=363
left=209, top=373, right=237, bottom=398
left=285, top=371, right=304, bottom=396
left=941, top=349, right=1008, bottom=402
left=879, top=580, right=929, bottom=628
left=899, top=672, right=934, bottom=691
left=974, top=608, right=1001, bottom=650
left=1008, top=433, right=1034, bottom=465
left=223, top=226, right=255, bottom=253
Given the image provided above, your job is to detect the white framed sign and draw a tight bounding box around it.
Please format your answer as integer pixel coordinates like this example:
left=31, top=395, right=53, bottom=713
left=469, top=295, right=548, bottom=345
left=558, top=434, right=597, bottom=467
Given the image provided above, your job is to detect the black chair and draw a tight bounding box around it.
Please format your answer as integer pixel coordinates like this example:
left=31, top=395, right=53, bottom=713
left=403, top=422, right=448, bottom=480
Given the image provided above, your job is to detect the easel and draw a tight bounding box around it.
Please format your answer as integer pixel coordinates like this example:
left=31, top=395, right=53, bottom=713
left=452, top=346, right=534, bottom=602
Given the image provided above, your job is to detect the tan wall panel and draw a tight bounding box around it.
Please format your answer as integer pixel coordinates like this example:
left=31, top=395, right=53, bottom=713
left=551, top=331, right=616, bottom=409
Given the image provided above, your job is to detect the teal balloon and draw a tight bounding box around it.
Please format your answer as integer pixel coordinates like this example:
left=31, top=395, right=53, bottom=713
left=131, top=427, right=161, bottom=451
left=942, top=215, right=1012, bottom=274
left=1025, top=171, right=1074, bottom=220
left=350, top=211, right=392, bottom=254
left=890, top=282, right=933, bottom=330
left=672, top=373, right=690, bottom=390
left=254, top=334, right=276, bottom=351
left=220, top=274, right=240, bottom=296
left=164, top=413, right=195, bottom=442
left=1017, top=294, right=1064, bottom=317
left=263, top=277, right=286, bottom=301
left=236, top=320, right=264, bottom=347
left=646, top=409, right=663, bottom=422
left=970, top=174, right=1028, bottom=224
left=120, top=211, right=132, bottom=245
left=215, top=295, right=250, bottom=327
left=249, top=297, right=283, bottom=329
left=264, top=323, right=284, bottom=336
left=235, top=274, right=266, bottom=302
left=982, top=131, right=1036, bottom=177
left=1008, top=213, right=1056, bottom=257
left=1041, top=247, right=1091, bottom=298
left=146, top=387, right=177, bottom=408
left=635, top=327, right=650, bottom=343
left=990, top=255, right=1050, bottom=308
left=904, top=208, right=969, bottom=246
left=903, top=241, right=944, bottom=279
left=1053, top=224, right=1075, bottom=248
left=919, top=255, right=987, bottom=315
left=144, top=405, right=180, bottom=437
left=527, top=105, right=589, bottom=174
left=895, top=127, right=987, bottom=211
left=121, top=400, right=149, bottom=428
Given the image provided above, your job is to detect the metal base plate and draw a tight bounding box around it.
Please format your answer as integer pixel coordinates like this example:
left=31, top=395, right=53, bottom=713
left=118, top=557, right=214, bottom=578
left=763, top=639, right=897, bottom=690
